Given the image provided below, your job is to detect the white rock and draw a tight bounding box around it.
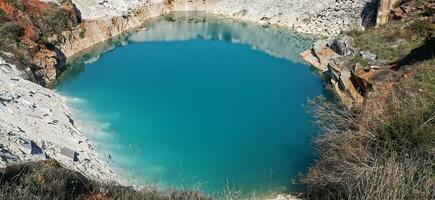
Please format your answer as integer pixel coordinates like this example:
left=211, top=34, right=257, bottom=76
left=0, top=57, right=117, bottom=183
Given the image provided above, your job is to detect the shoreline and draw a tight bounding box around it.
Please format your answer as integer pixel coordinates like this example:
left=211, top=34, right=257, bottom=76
left=56, top=12, right=318, bottom=192
left=1, top=0, right=378, bottom=198
left=58, top=0, right=372, bottom=59
left=0, top=57, right=117, bottom=182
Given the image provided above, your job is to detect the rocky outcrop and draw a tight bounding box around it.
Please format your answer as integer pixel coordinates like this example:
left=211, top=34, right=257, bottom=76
left=55, top=0, right=377, bottom=59
left=59, top=0, right=223, bottom=57
left=0, top=0, right=81, bottom=86
left=59, top=2, right=167, bottom=57
left=330, top=34, right=355, bottom=57
left=377, top=0, right=398, bottom=26
left=300, top=34, right=385, bottom=108
left=300, top=40, right=340, bottom=72
left=33, top=49, right=59, bottom=84
left=209, top=0, right=373, bottom=36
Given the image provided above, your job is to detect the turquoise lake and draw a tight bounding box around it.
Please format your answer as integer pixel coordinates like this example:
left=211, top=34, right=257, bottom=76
left=57, top=13, right=324, bottom=197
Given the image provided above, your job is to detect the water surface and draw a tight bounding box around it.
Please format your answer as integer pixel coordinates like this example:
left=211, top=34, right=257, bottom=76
left=57, top=13, right=323, bottom=197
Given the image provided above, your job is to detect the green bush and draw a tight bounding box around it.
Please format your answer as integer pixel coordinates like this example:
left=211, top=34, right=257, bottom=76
left=43, top=8, right=73, bottom=35
left=79, top=28, right=86, bottom=38
left=408, top=19, right=432, bottom=37
left=0, top=22, right=24, bottom=42
left=0, top=9, right=9, bottom=23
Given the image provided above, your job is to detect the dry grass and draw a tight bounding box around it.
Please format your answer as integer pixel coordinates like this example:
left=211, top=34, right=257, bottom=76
left=302, top=59, right=435, bottom=200
left=349, top=17, right=432, bottom=63
left=305, top=7, right=435, bottom=199
left=0, top=160, right=210, bottom=200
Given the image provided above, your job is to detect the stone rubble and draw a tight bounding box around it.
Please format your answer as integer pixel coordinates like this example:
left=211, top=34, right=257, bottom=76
left=212, top=0, right=372, bottom=36
left=46, top=0, right=373, bottom=37
left=300, top=34, right=386, bottom=108
left=0, top=56, right=117, bottom=182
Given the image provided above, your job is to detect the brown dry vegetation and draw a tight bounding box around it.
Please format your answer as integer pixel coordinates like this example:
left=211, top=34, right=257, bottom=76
left=304, top=59, right=434, bottom=199
left=0, top=0, right=79, bottom=83
left=303, top=1, right=435, bottom=199
left=0, top=160, right=210, bottom=200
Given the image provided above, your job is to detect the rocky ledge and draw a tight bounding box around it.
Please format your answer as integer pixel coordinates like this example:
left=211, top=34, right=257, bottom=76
left=300, top=0, right=435, bottom=108
left=300, top=35, right=372, bottom=108
left=0, top=56, right=116, bottom=182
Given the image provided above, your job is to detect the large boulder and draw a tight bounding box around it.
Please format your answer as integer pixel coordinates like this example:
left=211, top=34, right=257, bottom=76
left=330, top=34, right=355, bottom=57
left=360, top=51, right=377, bottom=61
left=327, top=56, right=349, bottom=81
left=300, top=39, right=340, bottom=72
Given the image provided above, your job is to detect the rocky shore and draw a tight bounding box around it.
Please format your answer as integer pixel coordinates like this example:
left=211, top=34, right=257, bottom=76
left=1, top=0, right=385, bottom=196
left=0, top=56, right=116, bottom=181
left=52, top=0, right=377, bottom=59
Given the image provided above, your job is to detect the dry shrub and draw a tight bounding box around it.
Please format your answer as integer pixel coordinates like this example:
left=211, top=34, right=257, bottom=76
left=0, top=160, right=210, bottom=200
left=303, top=59, right=435, bottom=200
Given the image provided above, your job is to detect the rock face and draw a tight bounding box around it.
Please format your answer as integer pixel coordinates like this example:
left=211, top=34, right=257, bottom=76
left=33, top=49, right=60, bottom=85
left=330, top=34, right=355, bottom=57
left=300, top=39, right=340, bottom=72
left=0, top=57, right=116, bottom=182
left=59, top=2, right=168, bottom=57
left=55, top=0, right=377, bottom=60
left=0, top=0, right=81, bottom=86
left=211, top=0, right=372, bottom=36
left=300, top=34, right=384, bottom=108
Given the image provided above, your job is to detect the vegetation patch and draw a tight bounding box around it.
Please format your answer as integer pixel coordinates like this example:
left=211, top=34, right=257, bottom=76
left=0, top=0, right=81, bottom=83
left=6, top=0, right=26, bottom=11
left=303, top=59, right=435, bottom=199
left=304, top=1, right=435, bottom=198
left=0, top=160, right=210, bottom=200
left=349, top=19, right=430, bottom=63
left=79, top=28, right=86, bottom=38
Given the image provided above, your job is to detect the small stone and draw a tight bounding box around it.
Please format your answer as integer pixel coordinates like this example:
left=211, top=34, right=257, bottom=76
left=330, top=34, right=355, bottom=57
left=360, top=51, right=377, bottom=61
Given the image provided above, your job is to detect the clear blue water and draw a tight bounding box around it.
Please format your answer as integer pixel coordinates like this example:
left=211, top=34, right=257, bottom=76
left=57, top=14, right=323, bottom=197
